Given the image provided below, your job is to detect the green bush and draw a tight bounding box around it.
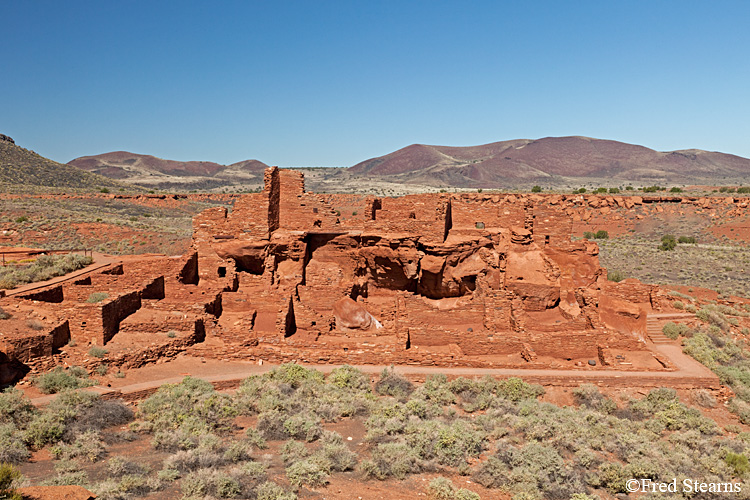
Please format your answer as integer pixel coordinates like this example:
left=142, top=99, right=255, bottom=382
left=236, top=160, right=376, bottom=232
left=678, top=235, right=696, bottom=244
left=360, top=442, right=425, bottom=480
left=0, top=388, right=36, bottom=427
left=88, top=346, right=107, bottom=358
left=327, top=365, right=370, bottom=391
left=531, top=185, right=542, bottom=193
left=660, top=234, right=677, bottom=251
left=286, top=457, right=330, bottom=488
left=582, top=231, right=594, bottom=239
left=572, top=384, right=616, bottom=413
left=0, top=253, right=93, bottom=290
left=594, top=230, right=608, bottom=239
left=138, top=376, right=237, bottom=435
left=607, top=270, right=625, bottom=282
left=725, top=452, right=750, bottom=475
left=662, top=322, right=690, bottom=340
left=33, top=366, right=94, bottom=394
left=50, top=430, right=106, bottom=462
left=375, top=366, right=414, bottom=399
left=268, top=363, right=324, bottom=388
left=496, top=378, right=544, bottom=401
left=0, top=425, right=30, bottom=464
left=0, top=462, right=22, bottom=500
left=670, top=187, right=683, bottom=193
left=256, top=481, right=297, bottom=500
left=86, top=292, right=109, bottom=303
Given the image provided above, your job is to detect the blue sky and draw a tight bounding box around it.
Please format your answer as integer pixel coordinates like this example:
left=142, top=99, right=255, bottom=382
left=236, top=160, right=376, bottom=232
left=2, top=1, right=749, bottom=166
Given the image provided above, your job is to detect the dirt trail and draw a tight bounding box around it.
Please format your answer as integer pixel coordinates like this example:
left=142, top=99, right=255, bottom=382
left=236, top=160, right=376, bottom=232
left=28, top=340, right=721, bottom=406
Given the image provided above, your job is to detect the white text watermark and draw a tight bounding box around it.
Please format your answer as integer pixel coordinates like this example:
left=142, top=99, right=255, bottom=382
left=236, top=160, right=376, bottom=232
left=626, top=478, right=742, bottom=494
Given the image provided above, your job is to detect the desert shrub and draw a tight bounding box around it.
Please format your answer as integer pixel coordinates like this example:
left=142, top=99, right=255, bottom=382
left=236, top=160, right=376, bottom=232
left=454, top=488, right=480, bottom=500
left=360, top=442, right=427, bottom=480
left=609, top=187, right=620, bottom=194
left=23, top=390, right=105, bottom=449
left=582, top=231, right=594, bottom=239
left=86, top=292, right=109, bottom=303
left=430, top=476, right=455, bottom=499
left=244, top=427, right=267, bottom=449
left=318, top=432, right=357, bottom=472
left=256, top=481, right=298, bottom=500
left=180, top=467, right=241, bottom=499
left=327, top=364, right=370, bottom=390
left=662, top=322, right=690, bottom=340
left=268, top=363, right=324, bottom=388
left=738, top=187, right=750, bottom=194
left=65, top=398, right=133, bottom=438
left=430, top=477, right=481, bottom=500
left=137, top=376, right=237, bottom=435
left=42, top=459, right=89, bottom=486
left=286, top=457, right=330, bottom=488
left=281, top=440, right=309, bottom=464
left=50, top=430, right=106, bottom=462
left=257, top=410, right=290, bottom=440
left=670, top=187, right=683, bottom=193
left=592, top=463, right=628, bottom=494
left=0, top=462, right=22, bottom=500
left=0, top=425, right=30, bottom=464
left=0, top=253, right=92, bottom=290
left=107, top=456, right=149, bottom=477
left=406, top=419, right=486, bottom=467
left=697, top=307, right=730, bottom=332
left=375, top=366, right=414, bottom=399
left=33, top=366, right=94, bottom=394
left=496, top=378, right=544, bottom=401
left=414, top=374, right=455, bottom=405
left=692, top=389, right=717, bottom=409
left=283, top=412, right=323, bottom=442
left=88, top=346, right=107, bottom=358
left=0, top=388, right=36, bottom=427
left=660, top=234, right=677, bottom=251
left=678, top=235, right=696, bottom=244
left=572, top=384, right=616, bottom=413
left=725, top=452, right=750, bottom=475
left=629, top=388, right=717, bottom=433
left=729, top=399, right=750, bottom=425
left=607, top=270, right=625, bottom=282
left=531, top=185, right=542, bottom=193
left=594, top=230, right=608, bottom=239
left=163, top=447, right=226, bottom=474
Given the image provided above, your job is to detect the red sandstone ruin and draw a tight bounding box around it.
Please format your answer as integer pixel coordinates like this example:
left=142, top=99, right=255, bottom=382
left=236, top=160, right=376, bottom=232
left=1, top=167, right=689, bottom=381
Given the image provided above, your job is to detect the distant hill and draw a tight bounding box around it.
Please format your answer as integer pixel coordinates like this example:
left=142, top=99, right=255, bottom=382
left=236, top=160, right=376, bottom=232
left=69, top=152, right=269, bottom=191
left=345, top=136, right=750, bottom=188
left=0, top=135, right=124, bottom=190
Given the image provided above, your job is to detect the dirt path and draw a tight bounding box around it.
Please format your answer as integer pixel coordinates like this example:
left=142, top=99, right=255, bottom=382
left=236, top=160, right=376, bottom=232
left=29, top=340, right=721, bottom=406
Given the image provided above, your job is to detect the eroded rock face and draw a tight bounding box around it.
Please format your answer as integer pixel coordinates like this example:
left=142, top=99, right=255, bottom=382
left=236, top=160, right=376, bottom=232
left=333, top=297, right=382, bottom=332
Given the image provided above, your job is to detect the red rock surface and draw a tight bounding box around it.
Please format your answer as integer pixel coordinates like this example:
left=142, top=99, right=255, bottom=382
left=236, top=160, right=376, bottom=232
left=18, top=485, right=96, bottom=500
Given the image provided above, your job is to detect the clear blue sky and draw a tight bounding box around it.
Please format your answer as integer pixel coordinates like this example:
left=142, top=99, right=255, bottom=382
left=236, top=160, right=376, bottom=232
left=2, top=1, right=749, bottom=167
